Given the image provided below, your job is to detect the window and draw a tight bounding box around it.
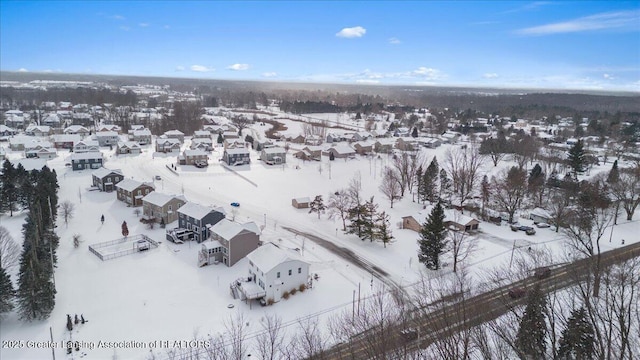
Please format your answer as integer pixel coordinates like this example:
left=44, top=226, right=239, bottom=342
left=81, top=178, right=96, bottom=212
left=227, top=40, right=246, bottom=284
left=298, top=267, right=301, bottom=274
left=288, top=269, right=292, bottom=276
left=137, top=190, right=141, bottom=195
left=168, top=205, right=172, bottom=211
left=249, top=261, right=254, bottom=267
left=277, top=272, right=280, bottom=279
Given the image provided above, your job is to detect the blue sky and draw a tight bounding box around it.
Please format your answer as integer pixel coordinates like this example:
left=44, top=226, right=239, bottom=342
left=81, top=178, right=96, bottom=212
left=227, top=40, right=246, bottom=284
left=1, top=1, right=639, bottom=91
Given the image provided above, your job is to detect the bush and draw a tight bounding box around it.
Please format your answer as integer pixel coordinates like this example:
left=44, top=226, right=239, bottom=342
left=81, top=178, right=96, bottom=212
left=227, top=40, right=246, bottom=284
left=290, top=288, right=297, bottom=295
left=282, top=291, right=290, bottom=300
left=299, top=284, right=307, bottom=292
left=266, top=298, right=274, bottom=306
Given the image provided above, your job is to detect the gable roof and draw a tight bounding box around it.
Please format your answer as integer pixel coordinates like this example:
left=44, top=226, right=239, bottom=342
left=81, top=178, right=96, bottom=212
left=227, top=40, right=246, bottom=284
left=70, top=152, right=103, bottom=160
left=405, top=207, right=479, bottom=227
left=116, top=178, right=154, bottom=192
left=178, top=202, right=225, bottom=219
left=92, top=167, right=123, bottom=178
left=142, top=192, right=186, bottom=207
left=246, top=242, right=308, bottom=273
left=210, top=219, right=260, bottom=241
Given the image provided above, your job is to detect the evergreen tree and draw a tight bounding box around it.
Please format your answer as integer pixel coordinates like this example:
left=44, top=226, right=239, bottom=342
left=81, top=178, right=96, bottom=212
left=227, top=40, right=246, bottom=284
left=0, top=266, right=15, bottom=314
left=439, top=168, right=452, bottom=205
left=0, top=160, right=18, bottom=216
left=415, top=165, right=423, bottom=204
left=217, top=133, right=224, bottom=144
left=411, top=127, right=418, bottom=138
left=417, top=202, right=448, bottom=270
left=528, top=163, right=546, bottom=207
left=308, top=195, right=326, bottom=219
left=481, top=175, right=490, bottom=220
left=361, top=198, right=378, bottom=242
left=422, top=157, right=439, bottom=203
left=345, top=203, right=367, bottom=238
left=606, top=159, right=619, bottom=184
left=16, top=216, right=56, bottom=321
left=66, top=314, right=73, bottom=331
left=567, top=140, right=586, bottom=176
left=375, top=211, right=393, bottom=248
left=557, top=307, right=595, bottom=360
left=515, top=284, right=547, bottom=359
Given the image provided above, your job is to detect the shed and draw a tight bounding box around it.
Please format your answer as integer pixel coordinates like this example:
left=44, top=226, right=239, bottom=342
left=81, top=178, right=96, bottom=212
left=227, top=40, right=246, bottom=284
left=292, top=197, right=311, bottom=209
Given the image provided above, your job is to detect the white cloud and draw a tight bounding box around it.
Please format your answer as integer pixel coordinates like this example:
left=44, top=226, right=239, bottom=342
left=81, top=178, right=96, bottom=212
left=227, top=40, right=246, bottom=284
left=411, top=67, right=444, bottom=80
left=139, top=23, right=149, bottom=27
left=17, top=68, right=28, bottom=72
left=483, top=73, right=499, bottom=79
left=516, top=10, right=640, bottom=35
left=336, top=26, right=366, bottom=38
left=190, top=65, right=214, bottom=72
left=502, top=1, right=551, bottom=14
left=175, top=66, right=185, bottom=71
left=388, top=37, right=401, bottom=44
left=262, top=72, right=277, bottom=77
left=356, top=79, right=380, bottom=84
left=603, top=73, right=615, bottom=80
left=119, top=25, right=130, bottom=31
left=227, top=63, right=249, bottom=71
left=110, top=14, right=125, bottom=20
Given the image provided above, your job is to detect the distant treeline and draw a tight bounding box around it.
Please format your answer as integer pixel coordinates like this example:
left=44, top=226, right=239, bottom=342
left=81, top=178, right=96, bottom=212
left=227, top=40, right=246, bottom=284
left=0, top=87, right=138, bottom=110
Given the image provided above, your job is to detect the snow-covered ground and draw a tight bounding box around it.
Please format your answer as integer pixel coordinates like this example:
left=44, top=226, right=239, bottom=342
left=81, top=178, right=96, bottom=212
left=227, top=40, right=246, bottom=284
left=1, top=128, right=638, bottom=359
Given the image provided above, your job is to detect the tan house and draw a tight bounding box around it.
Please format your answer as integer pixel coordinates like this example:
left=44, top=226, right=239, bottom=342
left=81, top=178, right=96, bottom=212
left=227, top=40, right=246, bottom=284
left=402, top=207, right=480, bottom=232
left=352, top=141, right=374, bottom=155
left=178, top=149, right=208, bottom=165
left=116, top=179, right=155, bottom=207
left=142, top=192, right=187, bottom=225
left=292, top=197, right=311, bottom=209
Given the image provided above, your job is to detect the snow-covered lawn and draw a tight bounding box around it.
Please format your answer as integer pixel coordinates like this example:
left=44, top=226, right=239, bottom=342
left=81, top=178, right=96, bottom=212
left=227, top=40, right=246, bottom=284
left=1, top=135, right=637, bottom=359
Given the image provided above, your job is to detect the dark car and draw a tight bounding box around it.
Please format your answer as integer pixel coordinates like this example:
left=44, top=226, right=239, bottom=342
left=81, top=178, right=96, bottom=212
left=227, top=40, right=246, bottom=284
left=508, top=287, right=526, bottom=299
left=194, top=160, right=208, bottom=168
left=400, top=328, right=418, bottom=342
left=230, top=202, right=240, bottom=207
left=534, top=267, right=551, bottom=279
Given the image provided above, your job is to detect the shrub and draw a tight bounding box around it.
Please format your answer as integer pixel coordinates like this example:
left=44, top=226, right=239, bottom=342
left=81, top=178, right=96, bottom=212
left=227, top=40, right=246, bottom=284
left=290, top=288, right=298, bottom=296
left=282, top=291, right=290, bottom=300
left=299, top=284, right=307, bottom=292
left=266, top=298, right=274, bottom=306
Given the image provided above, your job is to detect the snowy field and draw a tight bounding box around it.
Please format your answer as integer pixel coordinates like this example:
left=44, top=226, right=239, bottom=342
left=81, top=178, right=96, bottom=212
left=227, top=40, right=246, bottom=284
left=1, top=127, right=638, bottom=359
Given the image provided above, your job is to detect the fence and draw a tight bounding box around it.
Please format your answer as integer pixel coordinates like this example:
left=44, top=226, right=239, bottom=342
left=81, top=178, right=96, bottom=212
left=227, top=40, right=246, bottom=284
left=88, top=234, right=158, bottom=261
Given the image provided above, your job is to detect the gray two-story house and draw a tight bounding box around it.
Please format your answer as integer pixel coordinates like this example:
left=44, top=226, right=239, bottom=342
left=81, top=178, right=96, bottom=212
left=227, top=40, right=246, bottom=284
left=223, top=147, right=250, bottom=166
left=177, top=202, right=226, bottom=243
left=199, top=219, right=261, bottom=267
left=260, top=147, right=287, bottom=165
left=70, top=152, right=103, bottom=171
left=92, top=167, right=124, bottom=192
left=142, top=192, right=187, bottom=225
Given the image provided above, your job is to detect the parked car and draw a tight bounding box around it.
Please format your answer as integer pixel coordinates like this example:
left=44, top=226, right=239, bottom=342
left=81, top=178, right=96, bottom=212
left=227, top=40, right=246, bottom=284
left=534, top=267, right=551, bottom=279
left=536, top=222, right=550, bottom=228
left=194, top=160, right=208, bottom=168
left=510, top=224, right=536, bottom=235
left=230, top=202, right=240, bottom=207
left=508, top=287, right=526, bottom=299
left=137, top=240, right=150, bottom=251
left=155, top=175, right=162, bottom=180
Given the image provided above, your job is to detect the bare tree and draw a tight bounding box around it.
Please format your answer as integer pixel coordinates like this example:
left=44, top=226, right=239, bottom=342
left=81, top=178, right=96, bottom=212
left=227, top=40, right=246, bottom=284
left=609, top=165, right=640, bottom=221
left=327, top=190, right=352, bottom=231
left=491, top=166, right=527, bottom=224
left=447, top=224, right=477, bottom=273
left=444, top=145, right=485, bottom=210
left=379, top=167, right=402, bottom=208
left=392, top=152, right=420, bottom=197
left=0, top=226, right=19, bottom=271
left=255, top=314, right=284, bottom=360
left=224, top=312, right=247, bottom=360
left=547, top=189, right=572, bottom=232
left=347, top=171, right=363, bottom=206
left=286, top=317, right=326, bottom=359
left=60, top=200, right=75, bottom=227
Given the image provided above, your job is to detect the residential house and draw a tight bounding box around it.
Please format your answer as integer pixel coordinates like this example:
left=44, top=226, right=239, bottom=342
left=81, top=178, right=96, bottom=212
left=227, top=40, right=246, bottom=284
left=42, top=114, right=61, bottom=127
left=63, top=125, right=90, bottom=137
left=402, top=208, right=480, bottom=233
left=130, top=129, right=152, bottom=145
left=92, top=167, right=124, bottom=192
left=253, top=139, right=274, bottom=151
left=374, top=139, right=395, bottom=153
left=156, top=138, right=181, bottom=153
left=163, top=129, right=185, bottom=143
left=440, top=131, right=460, bottom=144
left=4, top=110, right=25, bottom=129
left=293, top=146, right=322, bottom=161
left=70, top=152, right=103, bottom=171
left=224, top=139, right=245, bottom=150
left=25, top=125, right=52, bottom=137
left=193, top=130, right=211, bottom=139
left=71, top=113, right=93, bottom=126
left=198, top=219, right=261, bottom=267
left=395, top=137, right=419, bottom=152
left=351, top=131, right=372, bottom=142
left=116, top=141, right=142, bottom=155
left=142, top=192, right=187, bottom=225
left=0, top=125, right=18, bottom=138
left=235, top=242, right=310, bottom=303
left=178, top=149, right=208, bottom=166
left=305, top=135, right=323, bottom=146
left=223, top=131, right=240, bottom=141
left=25, top=145, right=56, bottom=160
left=190, top=138, right=213, bottom=152
left=51, top=134, right=81, bottom=149
left=116, top=179, right=154, bottom=207
left=289, top=134, right=306, bottom=144
left=322, top=144, right=355, bottom=159
left=326, top=133, right=348, bottom=143
left=9, top=136, right=40, bottom=151
left=260, top=147, right=286, bottom=165
left=352, top=141, right=374, bottom=155
left=98, top=124, right=121, bottom=133
left=177, top=202, right=226, bottom=243
left=419, top=138, right=442, bottom=148
left=223, top=147, right=251, bottom=165
left=73, top=140, right=100, bottom=153
left=291, top=197, right=310, bottom=209
left=529, top=208, right=551, bottom=224
left=94, top=131, right=120, bottom=146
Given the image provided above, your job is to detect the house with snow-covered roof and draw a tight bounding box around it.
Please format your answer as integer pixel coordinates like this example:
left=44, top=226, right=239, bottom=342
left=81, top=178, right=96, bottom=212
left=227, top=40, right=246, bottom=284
left=63, top=125, right=90, bottom=137
left=94, top=131, right=120, bottom=146
left=25, top=125, right=52, bottom=137
left=92, top=167, right=124, bottom=192
left=190, top=138, right=213, bottom=152
left=223, top=147, right=250, bottom=165
left=156, top=138, right=181, bottom=153
left=142, top=192, right=186, bottom=225
left=116, top=179, right=154, bottom=207
left=116, top=141, right=142, bottom=155
left=199, top=219, right=261, bottom=267
left=260, top=147, right=286, bottom=165
left=0, top=125, right=18, bottom=138
left=70, top=152, right=103, bottom=171
left=402, top=207, right=480, bottom=233
left=163, top=129, right=185, bottom=143
left=322, top=144, right=355, bottom=159
left=178, top=149, right=208, bottom=166
left=177, top=202, right=226, bottom=243
left=51, top=134, right=81, bottom=149
left=130, top=129, right=152, bottom=145
left=234, top=242, right=310, bottom=303
left=25, top=145, right=56, bottom=160
left=73, top=139, right=100, bottom=153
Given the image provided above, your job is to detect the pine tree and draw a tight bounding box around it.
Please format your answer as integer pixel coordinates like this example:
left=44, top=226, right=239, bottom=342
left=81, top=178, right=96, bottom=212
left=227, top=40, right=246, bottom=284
left=375, top=211, right=393, bottom=248
left=0, top=160, right=17, bottom=216
left=567, top=139, right=586, bottom=176
left=557, top=307, right=594, bottom=360
left=439, top=168, right=452, bottom=205
left=217, top=133, right=224, bottom=144
left=122, top=221, right=129, bottom=237
left=528, top=163, right=546, bottom=207
left=515, top=284, right=547, bottom=359
left=308, top=195, right=326, bottom=219
left=345, top=204, right=367, bottom=238
left=480, top=175, right=490, bottom=220
left=422, top=157, right=439, bottom=203
left=0, top=266, right=15, bottom=314
left=361, top=198, right=378, bottom=242
left=415, top=166, right=423, bottom=203
left=417, top=202, right=447, bottom=270
left=606, top=159, right=619, bottom=184
left=411, top=127, right=418, bottom=138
